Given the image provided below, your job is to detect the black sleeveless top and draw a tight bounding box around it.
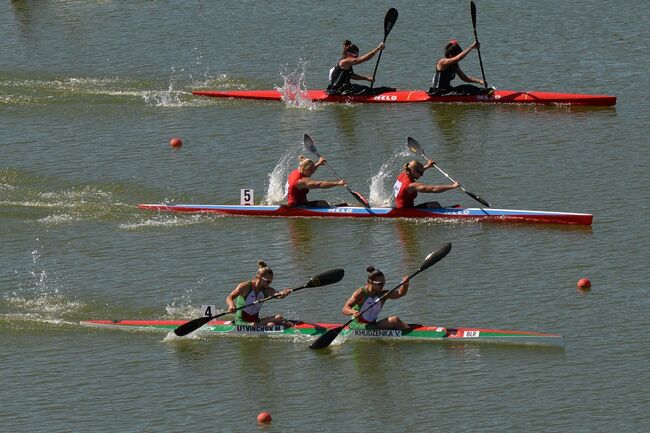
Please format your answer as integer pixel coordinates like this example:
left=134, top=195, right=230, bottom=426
left=432, top=64, right=458, bottom=90
left=328, top=58, right=354, bottom=94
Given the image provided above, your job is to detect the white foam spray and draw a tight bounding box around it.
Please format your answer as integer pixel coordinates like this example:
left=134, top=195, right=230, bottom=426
left=276, top=60, right=320, bottom=110
left=262, top=142, right=303, bottom=205
left=369, top=150, right=411, bottom=207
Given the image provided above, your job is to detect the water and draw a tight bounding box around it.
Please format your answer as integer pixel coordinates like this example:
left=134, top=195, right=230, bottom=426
left=2, top=1, right=649, bottom=432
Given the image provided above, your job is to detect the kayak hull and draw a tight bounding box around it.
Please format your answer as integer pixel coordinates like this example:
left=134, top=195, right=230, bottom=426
left=80, top=319, right=565, bottom=347
left=191, top=89, right=616, bottom=106
left=137, top=203, right=593, bottom=225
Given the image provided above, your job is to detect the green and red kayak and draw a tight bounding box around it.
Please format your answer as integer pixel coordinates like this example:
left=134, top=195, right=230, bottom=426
left=192, top=89, right=616, bottom=106
left=80, top=319, right=565, bottom=347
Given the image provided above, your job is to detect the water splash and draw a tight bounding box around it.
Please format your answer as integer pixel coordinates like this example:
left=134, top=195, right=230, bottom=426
left=118, top=214, right=205, bottom=230
left=369, top=150, right=410, bottom=207
left=142, top=66, right=192, bottom=107
left=262, top=142, right=303, bottom=204
left=0, top=75, right=195, bottom=107
left=276, top=60, right=320, bottom=110
left=142, top=83, right=188, bottom=107
left=0, top=178, right=133, bottom=224
left=164, top=279, right=220, bottom=319
left=37, top=213, right=79, bottom=226
left=3, top=246, right=83, bottom=323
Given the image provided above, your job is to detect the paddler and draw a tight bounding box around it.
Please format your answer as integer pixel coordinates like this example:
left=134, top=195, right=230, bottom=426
left=286, top=155, right=347, bottom=207
left=226, top=260, right=292, bottom=326
left=326, top=40, right=395, bottom=96
left=342, top=267, right=410, bottom=330
left=428, top=39, right=494, bottom=96
left=393, top=160, right=460, bottom=208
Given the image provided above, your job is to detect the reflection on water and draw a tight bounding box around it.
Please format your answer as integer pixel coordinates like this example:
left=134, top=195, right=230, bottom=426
left=285, top=219, right=314, bottom=262
left=429, top=104, right=476, bottom=145
left=347, top=341, right=404, bottom=388
left=11, top=0, right=32, bottom=28
left=330, top=104, right=361, bottom=140
left=392, top=221, right=423, bottom=267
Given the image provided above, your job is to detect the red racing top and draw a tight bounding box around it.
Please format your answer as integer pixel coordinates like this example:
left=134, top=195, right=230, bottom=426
left=393, top=171, right=417, bottom=208
left=287, top=169, right=309, bottom=206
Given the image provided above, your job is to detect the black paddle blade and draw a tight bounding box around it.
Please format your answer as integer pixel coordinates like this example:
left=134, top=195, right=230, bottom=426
left=384, top=8, right=398, bottom=37
left=406, top=137, right=425, bottom=157
left=309, top=325, right=345, bottom=350
left=419, top=243, right=452, bottom=272
left=304, top=269, right=345, bottom=288
left=466, top=191, right=490, bottom=207
left=173, top=315, right=216, bottom=337
left=471, top=1, right=477, bottom=28
left=303, top=133, right=317, bottom=154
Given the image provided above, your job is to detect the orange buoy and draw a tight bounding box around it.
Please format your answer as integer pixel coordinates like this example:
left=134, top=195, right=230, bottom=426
left=169, top=137, right=183, bottom=148
left=577, top=278, right=591, bottom=291
left=257, top=412, right=272, bottom=424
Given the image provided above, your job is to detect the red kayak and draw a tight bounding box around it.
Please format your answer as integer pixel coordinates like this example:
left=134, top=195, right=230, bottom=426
left=192, top=89, right=616, bottom=106
left=138, top=203, right=593, bottom=225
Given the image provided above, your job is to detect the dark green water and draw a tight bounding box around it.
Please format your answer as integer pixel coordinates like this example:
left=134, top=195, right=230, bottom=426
left=2, top=1, right=648, bottom=432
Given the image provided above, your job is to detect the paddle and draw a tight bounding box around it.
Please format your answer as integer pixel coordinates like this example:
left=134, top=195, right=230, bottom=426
left=370, top=8, right=398, bottom=88
left=173, top=268, right=345, bottom=337
left=303, top=134, right=373, bottom=210
left=309, top=243, right=452, bottom=350
left=406, top=137, right=491, bottom=207
left=470, top=1, right=488, bottom=89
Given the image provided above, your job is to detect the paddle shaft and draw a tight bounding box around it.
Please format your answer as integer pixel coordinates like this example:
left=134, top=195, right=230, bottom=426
left=370, top=8, right=398, bottom=88
left=304, top=135, right=373, bottom=210
left=370, top=46, right=385, bottom=89
left=416, top=149, right=474, bottom=200
left=406, top=138, right=490, bottom=208
left=471, top=1, right=488, bottom=88
left=313, top=150, right=365, bottom=202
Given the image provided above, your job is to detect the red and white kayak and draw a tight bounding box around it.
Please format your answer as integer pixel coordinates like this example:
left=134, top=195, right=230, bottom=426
left=138, top=203, right=593, bottom=225
left=80, top=319, right=565, bottom=347
left=192, top=89, right=616, bottom=106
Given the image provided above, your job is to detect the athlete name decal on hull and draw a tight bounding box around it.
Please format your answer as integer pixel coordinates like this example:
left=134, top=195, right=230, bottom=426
left=462, top=330, right=480, bottom=338
left=353, top=329, right=403, bottom=337
left=236, top=325, right=284, bottom=332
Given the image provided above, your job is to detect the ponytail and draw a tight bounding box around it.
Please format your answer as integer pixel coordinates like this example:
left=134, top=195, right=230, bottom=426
left=342, top=40, right=352, bottom=57
left=366, top=266, right=384, bottom=282
left=257, top=260, right=273, bottom=277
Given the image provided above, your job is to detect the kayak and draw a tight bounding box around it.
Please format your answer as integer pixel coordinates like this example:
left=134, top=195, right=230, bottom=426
left=80, top=319, right=565, bottom=347
left=191, top=89, right=616, bottom=106
left=137, top=203, right=593, bottom=225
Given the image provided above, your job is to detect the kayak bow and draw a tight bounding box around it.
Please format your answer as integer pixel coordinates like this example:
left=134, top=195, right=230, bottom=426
left=80, top=319, right=565, bottom=347
left=192, top=89, right=616, bottom=106
left=138, top=203, right=593, bottom=225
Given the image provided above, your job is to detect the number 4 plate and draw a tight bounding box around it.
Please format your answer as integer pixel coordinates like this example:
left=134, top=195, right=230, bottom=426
left=200, top=305, right=217, bottom=317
